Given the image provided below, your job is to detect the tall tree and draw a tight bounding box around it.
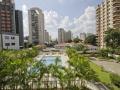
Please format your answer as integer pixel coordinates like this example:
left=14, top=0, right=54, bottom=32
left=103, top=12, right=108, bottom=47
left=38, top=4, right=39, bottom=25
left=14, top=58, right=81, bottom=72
left=73, top=36, right=81, bottom=43
left=105, top=28, right=120, bottom=49
left=85, top=35, right=97, bottom=46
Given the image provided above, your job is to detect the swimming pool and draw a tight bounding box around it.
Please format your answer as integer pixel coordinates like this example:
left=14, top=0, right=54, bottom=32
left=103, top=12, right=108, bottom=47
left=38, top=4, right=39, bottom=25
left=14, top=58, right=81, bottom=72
left=41, top=56, right=61, bottom=65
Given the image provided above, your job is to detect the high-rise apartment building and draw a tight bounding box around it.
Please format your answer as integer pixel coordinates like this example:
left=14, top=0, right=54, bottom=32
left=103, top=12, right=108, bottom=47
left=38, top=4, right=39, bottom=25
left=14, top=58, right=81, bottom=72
left=0, top=0, right=16, bottom=33
left=58, top=28, right=72, bottom=44
left=65, top=30, right=72, bottom=42
left=96, top=0, right=120, bottom=48
left=0, top=0, right=20, bottom=50
left=58, top=28, right=66, bottom=44
left=15, top=10, right=24, bottom=48
left=28, top=8, right=44, bottom=45
left=44, top=30, right=50, bottom=43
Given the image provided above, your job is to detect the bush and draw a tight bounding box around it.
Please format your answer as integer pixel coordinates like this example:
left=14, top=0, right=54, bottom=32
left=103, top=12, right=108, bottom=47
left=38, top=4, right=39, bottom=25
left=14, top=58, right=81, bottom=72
left=110, top=73, right=120, bottom=88
left=99, top=48, right=115, bottom=59
left=103, top=83, right=114, bottom=90
left=116, top=56, right=120, bottom=63
left=99, top=49, right=109, bottom=58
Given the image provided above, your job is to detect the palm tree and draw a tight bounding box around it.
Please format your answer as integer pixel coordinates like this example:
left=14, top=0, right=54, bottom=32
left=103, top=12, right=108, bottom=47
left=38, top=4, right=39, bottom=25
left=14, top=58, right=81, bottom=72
left=49, top=57, right=67, bottom=90
left=66, top=48, right=98, bottom=89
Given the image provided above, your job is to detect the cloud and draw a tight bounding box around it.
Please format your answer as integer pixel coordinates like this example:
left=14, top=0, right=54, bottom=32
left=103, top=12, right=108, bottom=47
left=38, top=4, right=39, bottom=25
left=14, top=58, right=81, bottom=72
left=73, top=6, right=96, bottom=35
left=22, top=6, right=96, bottom=39
left=44, top=6, right=96, bottom=39
left=22, top=4, right=29, bottom=36
left=58, top=0, right=64, bottom=3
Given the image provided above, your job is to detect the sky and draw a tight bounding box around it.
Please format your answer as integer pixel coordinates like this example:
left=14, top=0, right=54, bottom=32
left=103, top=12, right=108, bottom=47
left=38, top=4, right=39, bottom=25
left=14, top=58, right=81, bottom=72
left=15, top=0, right=102, bottom=39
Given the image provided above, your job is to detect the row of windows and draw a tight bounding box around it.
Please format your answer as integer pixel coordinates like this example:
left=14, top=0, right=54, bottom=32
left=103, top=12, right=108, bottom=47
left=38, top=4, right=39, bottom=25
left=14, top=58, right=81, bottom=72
left=5, top=43, right=15, bottom=46
left=5, top=36, right=15, bottom=40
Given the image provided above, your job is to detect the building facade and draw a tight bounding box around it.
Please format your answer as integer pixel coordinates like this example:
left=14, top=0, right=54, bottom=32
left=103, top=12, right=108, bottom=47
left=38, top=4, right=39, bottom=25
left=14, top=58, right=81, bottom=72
left=44, top=30, right=50, bottom=44
left=2, top=34, right=19, bottom=50
left=58, top=28, right=66, bottom=44
left=15, top=10, right=24, bottom=48
left=28, top=7, right=45, bottom=45
left=58, top=28, right=72, bottom=44
left=80, top=33, right=86, bottom=42
left=65, top=30, right=72, bottom=42
left=96, top=0, right=120, bottom=48
left=0, top=0, right=20, bottom=50
left=0, top=0, right=16, bottom=33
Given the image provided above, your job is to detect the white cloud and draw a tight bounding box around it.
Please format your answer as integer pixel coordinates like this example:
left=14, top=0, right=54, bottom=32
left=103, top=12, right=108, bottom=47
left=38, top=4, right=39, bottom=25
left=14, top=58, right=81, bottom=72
left=22, top=6, right=96, bottom=39
left=73, top=6, right=96, bottom=35
left=44, top=6, right=96, bottom=39
left=22, top=5, right=29, bottom=36
left=58, top=0, right=64, bottom=3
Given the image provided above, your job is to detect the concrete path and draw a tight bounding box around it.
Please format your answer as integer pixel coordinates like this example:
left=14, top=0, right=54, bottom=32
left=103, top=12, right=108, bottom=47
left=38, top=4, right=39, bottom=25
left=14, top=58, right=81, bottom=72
left=92, top=60, right=120, bottom=75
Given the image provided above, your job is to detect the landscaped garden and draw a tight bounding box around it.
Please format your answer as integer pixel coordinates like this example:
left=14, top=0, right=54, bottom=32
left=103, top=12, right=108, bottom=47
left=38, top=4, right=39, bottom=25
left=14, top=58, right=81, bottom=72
left=0, top=47, right=120, bottom=90
left=0, top=47, right=98, bottom=90
left=90, top=62, right=120, bottom=90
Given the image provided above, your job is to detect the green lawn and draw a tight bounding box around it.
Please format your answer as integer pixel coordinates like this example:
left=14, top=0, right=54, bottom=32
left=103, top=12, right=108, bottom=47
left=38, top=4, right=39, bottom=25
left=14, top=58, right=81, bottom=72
left=90, top=62, right=111, bottom=84
left=90, top=62, right=120, bottom=90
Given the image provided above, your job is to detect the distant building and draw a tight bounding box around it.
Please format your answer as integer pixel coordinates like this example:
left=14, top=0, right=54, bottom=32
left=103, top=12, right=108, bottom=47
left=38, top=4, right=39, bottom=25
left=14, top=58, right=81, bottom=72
left=44, top=30, right=50, bottom=43
left=28, top=7, right=44, bottom=45
left=0, top=0, right=20, bottom=50
left=96, top=0, right=120, bottom=48
left=58, top=28, right=66, bottom=44
left=15, top=10, right=24, bottom=49
left=58, top=28, right=72, bottom=44
left=86, top=33, right=93, bottom=37
left=80, top=33, right=86, bottom=42
left=65, top=30, right=72, bottom=42
left=1, top=34, right=19, bottom=50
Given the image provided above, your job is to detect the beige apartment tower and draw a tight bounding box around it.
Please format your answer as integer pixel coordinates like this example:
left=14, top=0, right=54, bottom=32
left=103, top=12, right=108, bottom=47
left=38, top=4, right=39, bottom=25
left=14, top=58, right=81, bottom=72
left=96, top=0, right=120, bottom=48
left=28, top=8, right=44, bottom=45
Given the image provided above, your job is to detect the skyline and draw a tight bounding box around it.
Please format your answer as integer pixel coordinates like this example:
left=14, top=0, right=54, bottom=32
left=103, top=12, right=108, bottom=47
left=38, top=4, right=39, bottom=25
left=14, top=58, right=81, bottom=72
left=15, top=0, right=102, bottom=39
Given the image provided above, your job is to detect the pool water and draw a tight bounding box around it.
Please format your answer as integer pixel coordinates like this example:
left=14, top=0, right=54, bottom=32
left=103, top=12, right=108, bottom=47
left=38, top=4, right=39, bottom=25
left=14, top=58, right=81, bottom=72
left=41, top=56, right=61, bottom=65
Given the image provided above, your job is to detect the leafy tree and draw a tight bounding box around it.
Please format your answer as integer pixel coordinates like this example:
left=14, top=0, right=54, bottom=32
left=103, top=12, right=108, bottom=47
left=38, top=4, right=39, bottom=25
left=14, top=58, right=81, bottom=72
left=105, top=28, right=120, bottom=49
left=85, top=34, right=97, bottom=46
left=0, top=47, right=99, bottom=89
left=73, top=37, right=81, bottom=43
left=66, top=48, right=98, bottom=89
left=99, top=49, right=109, bottom=58
left=0, top=48, right=39, bottom=89
left=67, top=40, right=72, bottom=43
left=73, top=44, right=86, bottom=51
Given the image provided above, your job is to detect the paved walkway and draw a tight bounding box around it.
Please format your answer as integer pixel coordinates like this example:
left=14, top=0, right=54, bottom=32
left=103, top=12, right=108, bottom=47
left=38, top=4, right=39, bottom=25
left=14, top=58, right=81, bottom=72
left=92, top=60, right=120, bottom=75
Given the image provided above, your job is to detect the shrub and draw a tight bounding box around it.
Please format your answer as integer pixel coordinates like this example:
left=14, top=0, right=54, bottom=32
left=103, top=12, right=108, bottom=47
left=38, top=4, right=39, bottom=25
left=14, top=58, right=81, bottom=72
left=110, top=73, right=120, bottom=88
left=116, top=56, right=120, bottom=63
left=99, top=49, right=109, bottom=58
left=103, top=83, right=114, bottom=90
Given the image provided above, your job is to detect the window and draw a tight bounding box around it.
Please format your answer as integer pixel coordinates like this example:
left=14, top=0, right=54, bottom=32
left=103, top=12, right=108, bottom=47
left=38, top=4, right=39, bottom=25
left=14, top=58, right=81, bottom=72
left=11, top=43, right=15, bottom=46
left=11, top=37, right=15, bottom=39
left=5, top=43, right=10, bottom=46
left=5, top=36, right=9, bottom=39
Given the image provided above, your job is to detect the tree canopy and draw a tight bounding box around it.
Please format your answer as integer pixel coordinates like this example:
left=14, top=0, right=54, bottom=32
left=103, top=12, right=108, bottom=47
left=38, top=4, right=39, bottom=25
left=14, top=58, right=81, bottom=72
left=84, top=35, right=97, bottom=46
left=105, top=28, right=120, bottom=49
left=73, top=36, right=81, bottom=43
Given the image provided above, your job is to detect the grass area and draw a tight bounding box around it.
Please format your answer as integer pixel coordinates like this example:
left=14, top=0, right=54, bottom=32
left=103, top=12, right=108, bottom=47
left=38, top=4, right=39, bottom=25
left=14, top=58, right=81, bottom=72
left=90, top=62, right=120, bottom=90
left=113, top=85, right=120, bottom=90
left=90, top=62, right=111, bottom=84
